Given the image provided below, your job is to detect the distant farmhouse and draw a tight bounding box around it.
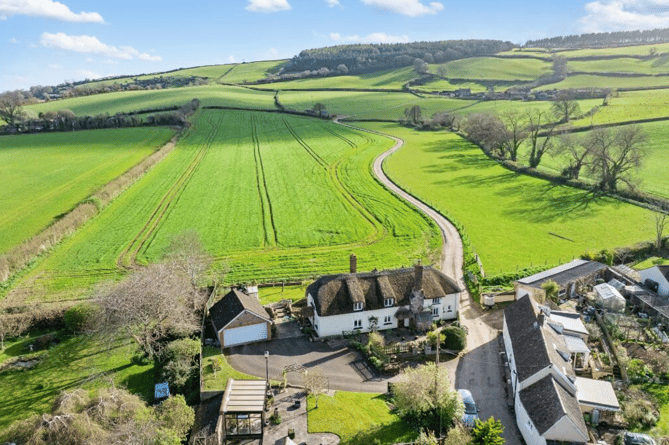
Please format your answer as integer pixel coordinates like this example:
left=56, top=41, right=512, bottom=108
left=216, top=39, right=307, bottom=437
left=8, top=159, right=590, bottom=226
left=305, top=255, right=461, bottom=337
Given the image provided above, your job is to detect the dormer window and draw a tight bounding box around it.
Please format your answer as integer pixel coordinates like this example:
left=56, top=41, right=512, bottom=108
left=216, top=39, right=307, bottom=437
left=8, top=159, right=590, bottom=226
left=384, top=298, right=394, bottom=307
left=433, top=298, right=441, bottom=305
left=353, top=302, right=364, bottom=311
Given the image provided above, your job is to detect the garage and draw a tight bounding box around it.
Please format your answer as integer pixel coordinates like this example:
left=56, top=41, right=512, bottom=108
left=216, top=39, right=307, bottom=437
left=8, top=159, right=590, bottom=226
left=210, top=287, right=273, bottom=349
left=224, top=322, right=268, bottom=347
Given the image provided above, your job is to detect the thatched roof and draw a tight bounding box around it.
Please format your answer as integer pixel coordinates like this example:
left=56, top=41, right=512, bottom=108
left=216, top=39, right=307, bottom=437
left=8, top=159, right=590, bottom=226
left=307, top=266, right=461, bottom=317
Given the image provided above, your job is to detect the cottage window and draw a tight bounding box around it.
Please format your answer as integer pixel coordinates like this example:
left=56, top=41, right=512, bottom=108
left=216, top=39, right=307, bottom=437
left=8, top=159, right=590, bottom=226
left=384, top=298, right=394, bottom=307
left=353, top=302, right=364, bottom=311
left=433, top=298, right=441, bottom=304
left=558, top=288, right=566, bottom=297
left=432, top=307, right=439, bottom=317
left=383, top=315, right=392, bottom=325
left=354, top=319, right=362, bottom=329
left=444, top=305, right=452, bottom=313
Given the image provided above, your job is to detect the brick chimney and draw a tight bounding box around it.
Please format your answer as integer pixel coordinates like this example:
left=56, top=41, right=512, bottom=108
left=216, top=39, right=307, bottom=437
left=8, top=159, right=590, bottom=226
left=350, top=253, right=357, bottom=274
left=537, top=313, right=545, bottom=327
left=413, top=260, right=423, bottom=292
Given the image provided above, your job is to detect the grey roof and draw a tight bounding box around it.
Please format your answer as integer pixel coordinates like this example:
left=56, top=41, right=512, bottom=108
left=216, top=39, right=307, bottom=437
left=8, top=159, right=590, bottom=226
left=221, top=379, right=266, bottom=414
left=307, top=266, right=461, bottom=317
left=504, top=296, right=574, bottom=382
left=549, top=311, right=588, bottom=336
left=574, top=377, right=620, bottom=411
left=518, top=260, right=607, bottom=288
left=210, top=288, right=268, bottom=331
left=658, top=265, right=669, bottom=282
left=519, top=375, right=588, bottom=438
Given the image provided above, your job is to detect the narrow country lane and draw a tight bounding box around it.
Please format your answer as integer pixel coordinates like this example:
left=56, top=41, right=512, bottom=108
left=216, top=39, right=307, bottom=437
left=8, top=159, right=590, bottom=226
left=336, top=119, right=522, bottom=444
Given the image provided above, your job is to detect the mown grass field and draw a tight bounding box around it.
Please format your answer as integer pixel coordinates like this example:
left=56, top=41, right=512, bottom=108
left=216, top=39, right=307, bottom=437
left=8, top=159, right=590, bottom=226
left=24, top=84, right=276, bottom=117
left=4, top=110, right=440, bottom=305
left=253, top=67, right=417, bottom=90
left=570, top=90, right=669, bottom=126
left=307, top=392, right=416, bottom=445
left=371, top=122, right=656, bottom=274
left=431, top=56, right=552, bottom=81
left=569, top=57, right=669, bottom=75
left=0, top=331, right=154, bottom=437
left=219, top=60, right=287, bottom=84
left=0, top=128, right=173, bottom=255
left=555, top=42, right=669, bottom=58
left=535, top=74, right=669, bottom=90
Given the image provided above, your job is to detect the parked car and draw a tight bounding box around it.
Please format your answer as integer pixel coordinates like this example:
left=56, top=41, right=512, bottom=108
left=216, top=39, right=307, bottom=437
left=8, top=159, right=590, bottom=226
left=457, top=389, right=480, bottom=427
left=623, top=432, right=656, bottom=445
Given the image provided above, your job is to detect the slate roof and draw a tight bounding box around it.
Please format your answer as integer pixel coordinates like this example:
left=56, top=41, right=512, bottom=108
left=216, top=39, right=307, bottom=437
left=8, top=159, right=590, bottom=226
left=504, top=295, right=574, bottom=382
left=306, top=266, right=461, bottom=317
left=519, top=374, right=588, bottom=438
left=658, top=265, right=669, bottom=282
left=210, top=288, right=269, bottom=331
left=518, top=259, right=607, bottom=288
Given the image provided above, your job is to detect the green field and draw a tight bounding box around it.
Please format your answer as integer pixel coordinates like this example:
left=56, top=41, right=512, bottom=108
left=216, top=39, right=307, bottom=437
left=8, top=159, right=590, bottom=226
left=0, top=128, right=173, bottom=255
left=570, top=90, right=669, bottom=126
left=0, top=331, right=154, bottom=437
left=3, top=110, right=440, bottom=305
left=372, top=122, right=656, bottom=274
left=432, top=56, right=552, bottom=81
left=219, top=60, right=287, bottom=84
left=253, top=67, right=417, bottom=90
left=416, top=78, right=498, bottom=93
left=555, top=42, right=669, bottom=58
left=569, top=57, right=669, bottom=75
left=535, top=74, right=669, bottom=90
left=25, top=84, right=276, bottom=117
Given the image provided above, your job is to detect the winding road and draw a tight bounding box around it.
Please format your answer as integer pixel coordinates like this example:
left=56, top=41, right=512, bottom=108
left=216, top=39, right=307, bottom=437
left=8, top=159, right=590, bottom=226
left=336, top=119, right=523, bottom=444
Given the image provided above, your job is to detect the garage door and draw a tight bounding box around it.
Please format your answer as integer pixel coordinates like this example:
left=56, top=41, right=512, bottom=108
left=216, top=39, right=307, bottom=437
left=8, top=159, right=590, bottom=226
left=224, top=323, right=267, bottom=347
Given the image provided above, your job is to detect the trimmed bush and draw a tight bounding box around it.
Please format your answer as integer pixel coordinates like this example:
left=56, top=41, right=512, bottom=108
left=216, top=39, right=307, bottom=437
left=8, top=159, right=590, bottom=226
left=443, top=326, right=467, bottom=351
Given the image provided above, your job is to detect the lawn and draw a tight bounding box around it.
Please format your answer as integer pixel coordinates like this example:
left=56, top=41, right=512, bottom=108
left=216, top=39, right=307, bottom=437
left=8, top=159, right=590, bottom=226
left=431, top=57, right=552, bottom=81
left=24, top=84, right=276, bottom=117
left=4, top=110, right=440, bottom=305
left=640, top=383, right=669, bottom=437
left=0, top=331, right=154, bottom=438
left=371, top=122, right=656, bottom=274
left=201, top=346, right=257, bottom=391
left=259, top=285, right=307, bottom=304
left=0, top=127, right=173, bottom=255
left=307, top=391, right=416, bottom=445
left=633, top=256, right=669, bottom=270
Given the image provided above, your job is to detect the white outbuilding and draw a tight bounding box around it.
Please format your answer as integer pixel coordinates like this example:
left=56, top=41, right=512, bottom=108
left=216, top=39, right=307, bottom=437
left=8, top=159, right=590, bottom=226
left=594, top=283, right=626, bottom=312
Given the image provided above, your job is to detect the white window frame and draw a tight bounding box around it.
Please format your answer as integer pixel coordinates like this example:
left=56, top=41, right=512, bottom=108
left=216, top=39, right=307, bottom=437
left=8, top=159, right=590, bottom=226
left=433, top=297, right=441, bottom=304
left=354, top=319, right=362, bottom=329
left=384, top=298, right=394, bottom=307
left=383, top=315, right=392, bottom=325
left=353, top=302, right=363, bottom=311
left=432, top=307, right=440, bottom=317
left=444, top=305, right=452, bottom=313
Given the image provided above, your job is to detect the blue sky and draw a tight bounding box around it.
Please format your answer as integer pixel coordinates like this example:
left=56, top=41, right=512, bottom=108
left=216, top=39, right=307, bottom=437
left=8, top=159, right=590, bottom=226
left=3, top=0, right=669, bottom=91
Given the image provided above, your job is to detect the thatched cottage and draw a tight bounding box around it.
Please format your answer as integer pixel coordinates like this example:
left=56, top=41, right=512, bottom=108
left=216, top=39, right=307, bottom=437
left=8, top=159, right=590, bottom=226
left=305, top=255, right=461, bottom=337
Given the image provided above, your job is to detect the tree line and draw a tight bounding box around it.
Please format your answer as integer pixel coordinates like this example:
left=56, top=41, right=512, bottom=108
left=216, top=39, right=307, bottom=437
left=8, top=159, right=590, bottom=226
left=0, top=95, right=200, bottom=134
left=402, top=93, right=647, bottom=194
left=526, top=27, right=669, bottom=49
left=277, top=39, right=515, bottom=76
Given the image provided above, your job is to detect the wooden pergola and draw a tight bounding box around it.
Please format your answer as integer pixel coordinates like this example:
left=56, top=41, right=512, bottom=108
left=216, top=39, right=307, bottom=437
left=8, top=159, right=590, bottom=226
left=219, top=379, right=266, bottom=444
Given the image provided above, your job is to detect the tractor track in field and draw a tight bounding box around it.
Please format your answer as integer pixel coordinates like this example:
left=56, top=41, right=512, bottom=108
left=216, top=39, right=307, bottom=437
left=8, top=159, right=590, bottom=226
left=282, top=118, right=328, bottom=169
left=251, top=114, right=279, bottom=247
left=115, top=114, right=223, bottom=270
left=319, top=124, right=357, bottom=149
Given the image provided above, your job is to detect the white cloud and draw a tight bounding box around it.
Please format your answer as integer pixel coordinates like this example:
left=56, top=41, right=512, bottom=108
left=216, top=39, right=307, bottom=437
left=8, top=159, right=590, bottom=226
left=360, top=0, right=443, bottom=16
left=267, top=47, right=279, bottom=58
left=76, top=69, right=101, bottom=80
left=325, top=0, right=341, bottom=6
left=47, top=63, right=62, bottom=69
left=0, top=0, right=103, bottom=22
left=10, top=37, right=18, bottom=43
left=328, top=31, right=409, bottom=43
left=85, top=57, right=94, bottom=63
left=578, top=0, right=669, bottom=32
left=246, top=0, right=291, bottom=12
left=40, top=32, right=162, bottom=61
left=229, top=55, right=236, bottom=63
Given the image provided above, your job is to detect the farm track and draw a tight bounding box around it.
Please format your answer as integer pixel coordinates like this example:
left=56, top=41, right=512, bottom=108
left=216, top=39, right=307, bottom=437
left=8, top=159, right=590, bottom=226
left=116, top=114, right=223, bottom=269
left=251, top=114, right=279, bottom=247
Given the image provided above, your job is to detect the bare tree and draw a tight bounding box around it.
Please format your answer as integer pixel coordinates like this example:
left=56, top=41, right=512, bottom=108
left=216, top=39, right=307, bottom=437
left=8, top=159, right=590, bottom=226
left=499, top=109, right=528, bottom=162
left=0, top=313, right=31, bottom=350
left=163, top=230, right=212, bottom=312
left=0, top=92, right=26, bottom=125
left=525, top=108, right=558, bottom=168
left=464, top=112, right=508, bottom=157
left=556, top=132, right=591, bottom=179
left=404, top=105, right=423, bottom=126
left=587, top=125, right=646, bottom=192
left=655, top=212, right=668, bottom=251
left=551, top=91, right=581, bottom=123
left=303, top=367, right=329, bottom=409
left=93, top=262, right=199, bottom=359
